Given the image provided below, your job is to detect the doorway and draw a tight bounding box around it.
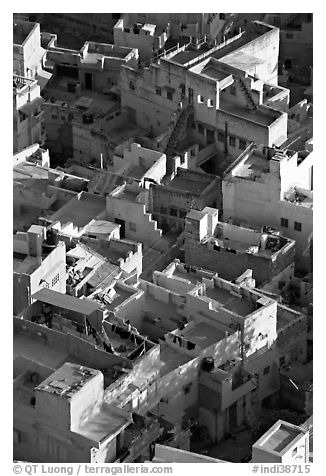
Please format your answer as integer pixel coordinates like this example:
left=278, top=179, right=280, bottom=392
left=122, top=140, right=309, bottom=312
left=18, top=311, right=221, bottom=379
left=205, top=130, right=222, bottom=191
left=115, top=218, right=126, bottom=238
left=85, top=72, right=93, bottom=90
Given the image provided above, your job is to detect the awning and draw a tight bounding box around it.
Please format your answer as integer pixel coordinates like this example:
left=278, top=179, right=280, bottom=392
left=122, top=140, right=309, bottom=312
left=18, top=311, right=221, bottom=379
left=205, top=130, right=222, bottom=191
left=36, top=69, right=53, bottom=91
left=32, top=288, right=100, bottom=315
left=163, top=85, right=175, bottom=92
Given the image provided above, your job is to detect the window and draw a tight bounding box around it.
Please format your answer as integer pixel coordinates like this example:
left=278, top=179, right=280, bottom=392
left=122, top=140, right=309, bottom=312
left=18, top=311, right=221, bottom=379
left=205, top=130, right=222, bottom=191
left=129, top=222, right=137, bottom=231
left=129, top=81, right=135, bottom=91
left=286, top=33, right=294, bottom=39
left=170, top=208, right=178, bottom=217
left=294, top=221, right=302, bottom=232
left=198, top=95, right=204, bottom=103
left=198, top=124, right=204, bottom=134
left=229, top=136, right=236, bottom=147
left=183, top=383, right=192, bottom=394
left=167, top=90, right=173, bottom=100
left=251, top=388, right=257, bottom=404
left=219, top=13, right=226, bottom=20
left=239, top=139, right=247, bottom=150
left=217, top=130, right=225, bottom=142
left=230, top=85, right=236, bottom=96
left=278, top=280, right=285, bottom=290
left=190, top=148, right=196, bottom=157
left=207, top=129, right=215, bottom=144
left=207, top=98, right=214, bottom=108
left=160, top=206, right=168, bottom=214
left=51, top=273, right=60, bottom=287
left=281, top=217, right=289, bottom=228
left=155, top=87, right=161, bottom=96
left=179, top=210, right=187, bottom=219
left=51, top=114, right=58, bottom=120
left=263, top=366, right=270, bottom=375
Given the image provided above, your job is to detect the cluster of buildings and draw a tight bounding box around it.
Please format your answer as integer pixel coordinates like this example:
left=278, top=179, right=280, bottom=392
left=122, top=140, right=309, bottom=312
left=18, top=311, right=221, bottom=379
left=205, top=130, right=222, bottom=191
left=13, top=12, right=313, bottom=464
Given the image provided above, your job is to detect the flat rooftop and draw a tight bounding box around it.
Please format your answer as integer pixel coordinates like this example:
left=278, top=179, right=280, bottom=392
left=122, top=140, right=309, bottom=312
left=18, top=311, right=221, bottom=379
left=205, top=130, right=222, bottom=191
left=171, top=268, right=254, bottom=316
left=201, top=64, right=231, bottom=81
left=220, top=99, right=276, bottom=126
left=36, top=362, right=100, bottom=397
left=76, top=406, right=131, bottom=442
left=13, top=253, right=40, bottom=274
left=13, top=20, right=36, bottom=45
left=258, top=423, right=303, bottom=453
left=49, top=192, right=106, bottom=228
left=109, top=122, right=149, bottom=146
left=205, top=286, right=255, bottom=316
left=159, top=343, right=192, bottom=377
left=86, top=220, right=119, bottom=235
left=143, top=293, right=179, bottom=323
left=98, top=285, right=136, bottom=312
left=43, top=76, right=119, bottom=115
left=234, top=152, right=269, bottom=179
left=220, top=50, right=265, bottom=72
left=181, top=321, right=226, bottom=348
left=169, top=176, right=210, bottom=194
left=82, top=238, right=134, bottom=265
left=170, top=42, right=213, bottom=65
left=14, top=333, right=73, bottom=369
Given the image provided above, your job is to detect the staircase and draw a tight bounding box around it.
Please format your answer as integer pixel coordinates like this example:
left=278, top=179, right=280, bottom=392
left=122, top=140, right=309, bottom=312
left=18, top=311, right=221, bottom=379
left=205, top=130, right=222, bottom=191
left=236, top=77, right=257, bottom=111
left=164, top=103, right=194, bottom=173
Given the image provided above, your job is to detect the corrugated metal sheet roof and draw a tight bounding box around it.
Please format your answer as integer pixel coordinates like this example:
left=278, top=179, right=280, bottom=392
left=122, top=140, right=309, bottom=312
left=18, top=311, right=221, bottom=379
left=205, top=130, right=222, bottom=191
left=32, top=288, right=100, bottom=315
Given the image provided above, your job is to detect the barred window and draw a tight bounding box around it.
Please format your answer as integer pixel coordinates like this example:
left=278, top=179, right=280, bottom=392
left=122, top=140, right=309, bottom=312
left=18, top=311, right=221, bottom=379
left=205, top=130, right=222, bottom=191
left=51, top=273, right=60, bottom=287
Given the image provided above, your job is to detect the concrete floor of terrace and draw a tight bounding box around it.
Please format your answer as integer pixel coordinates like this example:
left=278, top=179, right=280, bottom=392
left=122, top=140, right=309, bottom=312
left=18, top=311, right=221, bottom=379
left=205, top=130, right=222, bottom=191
left=13, top=207, right=42, bottom=234
left=49, top=192, right=106, bottom=228
left=180, top=321, right=227, bottom=348
left=219, top=99, right=276, bottom=126
left=142, top=293, right=180, bottom=323
left=43, top=74, right=119, bottom=113
left=159, top=344, right=193, bottom=377
left=168, top=175, right=210, bottom=194
left=172, top=268, right=254, bottom=316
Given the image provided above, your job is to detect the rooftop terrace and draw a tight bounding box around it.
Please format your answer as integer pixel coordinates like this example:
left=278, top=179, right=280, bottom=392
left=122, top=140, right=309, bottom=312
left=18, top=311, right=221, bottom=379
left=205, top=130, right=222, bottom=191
left=255, top=420, right=305, bottom=454
left=36, top=362, right=99, bottom=398
left=168, top=175, right=210, bottom=194
left=219, top=99, right=276, bottom=126
left=159, top=344, right=193, bottom=377
left=14, top=333, right=73, bottom=369
left=13, top=20, right=36, bottom=45
left=233, top=152, right=270, bottom=179
left=180, top=321, right=226, bottom=348
left=76, top=404, right=131, bottom=442
left=49, top=192, right=106, bottom=228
